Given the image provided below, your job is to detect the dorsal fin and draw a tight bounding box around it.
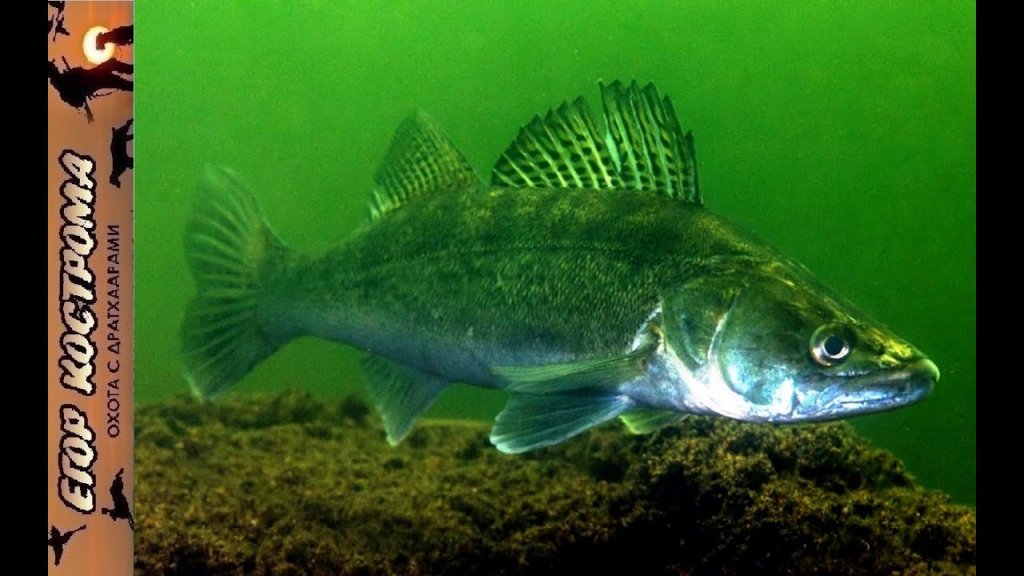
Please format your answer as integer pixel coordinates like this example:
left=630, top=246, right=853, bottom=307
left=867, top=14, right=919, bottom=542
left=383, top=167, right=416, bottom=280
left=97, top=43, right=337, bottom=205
left=369, top=110, right=481, bottom=220
left=492, top=97, right=623, bottom=190
left=601, top=81, right=701, bottom=202
left=490, top=81, right=701, bottom=204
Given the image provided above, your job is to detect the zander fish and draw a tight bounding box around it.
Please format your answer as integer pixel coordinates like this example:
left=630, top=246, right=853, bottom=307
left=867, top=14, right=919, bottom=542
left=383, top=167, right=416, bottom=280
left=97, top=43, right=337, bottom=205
left=182, top=81, right=938, bottom=454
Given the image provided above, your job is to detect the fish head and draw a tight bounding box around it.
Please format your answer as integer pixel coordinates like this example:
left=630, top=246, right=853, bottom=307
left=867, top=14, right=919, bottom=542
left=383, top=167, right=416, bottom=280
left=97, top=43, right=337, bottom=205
left=661, top=262, right=938, bottom=423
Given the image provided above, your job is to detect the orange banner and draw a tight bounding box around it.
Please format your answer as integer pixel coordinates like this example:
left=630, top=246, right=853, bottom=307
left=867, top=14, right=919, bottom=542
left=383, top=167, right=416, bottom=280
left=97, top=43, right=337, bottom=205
left=47, top=2, right=134, bottom=574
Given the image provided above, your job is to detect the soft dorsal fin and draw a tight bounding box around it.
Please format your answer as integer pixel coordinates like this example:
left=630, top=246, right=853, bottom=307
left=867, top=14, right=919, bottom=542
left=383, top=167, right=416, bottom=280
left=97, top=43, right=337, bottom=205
left=369, top=110, right=481, bottom=220
left=490, top=81, right=701, bottom=204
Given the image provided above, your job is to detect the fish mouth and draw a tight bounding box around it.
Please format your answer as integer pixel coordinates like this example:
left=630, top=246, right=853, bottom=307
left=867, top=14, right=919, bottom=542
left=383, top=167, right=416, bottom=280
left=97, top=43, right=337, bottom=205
left=804, top=358, right=939, bottom=419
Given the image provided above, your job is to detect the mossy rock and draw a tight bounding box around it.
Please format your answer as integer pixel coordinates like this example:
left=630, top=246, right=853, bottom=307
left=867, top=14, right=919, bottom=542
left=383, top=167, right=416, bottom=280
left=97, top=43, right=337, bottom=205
left=135, top=390, right=975, bottom=575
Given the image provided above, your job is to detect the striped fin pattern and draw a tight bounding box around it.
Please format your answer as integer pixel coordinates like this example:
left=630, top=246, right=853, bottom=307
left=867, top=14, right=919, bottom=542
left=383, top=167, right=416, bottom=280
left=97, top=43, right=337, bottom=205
left=182, top=165, right=288, bottom=399
left=492, top=97, right=622, bottom=190
left=491, top=81, right=701, bottom=204
left=370, top=110, right=481, bottom=220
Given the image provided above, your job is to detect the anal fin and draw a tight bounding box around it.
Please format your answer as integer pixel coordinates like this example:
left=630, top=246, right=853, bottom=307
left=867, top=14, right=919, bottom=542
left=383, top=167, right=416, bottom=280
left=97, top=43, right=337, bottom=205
left=362, top=355, right=449, bottom=445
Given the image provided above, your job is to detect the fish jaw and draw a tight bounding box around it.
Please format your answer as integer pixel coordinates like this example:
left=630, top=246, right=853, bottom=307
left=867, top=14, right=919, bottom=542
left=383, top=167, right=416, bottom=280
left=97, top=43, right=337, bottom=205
left=634, top=328, right=939, bottom=424
left=790, top=357, right=938, bottom=421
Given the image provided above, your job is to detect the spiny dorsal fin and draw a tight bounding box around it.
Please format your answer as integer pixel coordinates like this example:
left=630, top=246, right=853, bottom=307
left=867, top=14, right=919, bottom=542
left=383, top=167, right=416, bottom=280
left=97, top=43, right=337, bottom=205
left=601, top=81, right=701, bottom=203
left=369, top=110, right=481, bottom=220
left=492, top=97, right=623, bottom=190
left=490, top=81, right=701, bottom=204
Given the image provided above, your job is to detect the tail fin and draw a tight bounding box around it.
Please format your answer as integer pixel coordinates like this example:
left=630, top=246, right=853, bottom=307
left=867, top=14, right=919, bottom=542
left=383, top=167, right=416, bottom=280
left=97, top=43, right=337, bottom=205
left=181, top=165, right=291, bottom=399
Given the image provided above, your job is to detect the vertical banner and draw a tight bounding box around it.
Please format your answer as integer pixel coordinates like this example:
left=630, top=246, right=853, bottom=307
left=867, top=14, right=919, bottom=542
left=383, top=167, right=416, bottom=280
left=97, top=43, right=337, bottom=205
left=47, top=2, right=134, bottom=574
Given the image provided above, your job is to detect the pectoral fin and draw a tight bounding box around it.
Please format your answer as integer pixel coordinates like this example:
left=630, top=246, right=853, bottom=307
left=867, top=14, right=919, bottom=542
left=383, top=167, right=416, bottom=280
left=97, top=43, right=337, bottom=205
left=488, top=321, right=662, bottom=453
left=491, top=338, right=656, bottom=394
left=490, top=392, right=632, bottom=454
left=619, top=409, right=685, bottom=434
left=362, top=355, right=449, bottom=445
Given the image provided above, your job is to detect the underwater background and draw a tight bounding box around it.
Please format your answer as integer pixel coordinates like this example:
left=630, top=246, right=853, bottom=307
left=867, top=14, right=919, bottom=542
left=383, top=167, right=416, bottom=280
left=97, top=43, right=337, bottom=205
left=135, top=0, right=975, bottom=506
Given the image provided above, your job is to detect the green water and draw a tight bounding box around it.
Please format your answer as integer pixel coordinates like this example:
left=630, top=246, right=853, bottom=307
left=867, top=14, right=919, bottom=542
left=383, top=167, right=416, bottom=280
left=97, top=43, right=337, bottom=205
left=136, top=1, right=975, bottom=505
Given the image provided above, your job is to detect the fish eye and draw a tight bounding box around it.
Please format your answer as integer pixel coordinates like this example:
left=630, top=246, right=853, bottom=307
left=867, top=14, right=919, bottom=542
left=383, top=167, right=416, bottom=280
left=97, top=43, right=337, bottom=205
left=811, top=326, right=851, bottom=366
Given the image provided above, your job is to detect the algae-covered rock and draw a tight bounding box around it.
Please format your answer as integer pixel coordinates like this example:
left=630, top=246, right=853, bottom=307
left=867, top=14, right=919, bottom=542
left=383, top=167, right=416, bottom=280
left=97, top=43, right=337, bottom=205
left=135, top=390, right=975, bottom=575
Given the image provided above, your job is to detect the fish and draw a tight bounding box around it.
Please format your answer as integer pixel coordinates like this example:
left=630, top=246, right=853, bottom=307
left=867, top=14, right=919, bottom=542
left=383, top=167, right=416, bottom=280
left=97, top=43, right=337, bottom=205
left=181, top=80, right=938, bottom=454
